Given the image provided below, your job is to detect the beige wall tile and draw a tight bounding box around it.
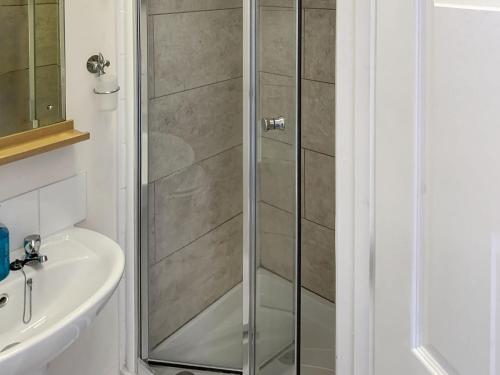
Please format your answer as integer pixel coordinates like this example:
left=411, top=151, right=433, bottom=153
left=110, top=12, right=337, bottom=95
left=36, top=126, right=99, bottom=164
left=260, top=0, right=294, bottom=7
left=303, top=9, right=335, bottom=83
left=259, top=72, right=295, bottom=145
left=149, top=78, right=243, bottom=182
left=302, top=79, right=335, bottom=156
left=35, top=3, right=59, bottom=67
left=149, top=214, right=243, bottom=347
left=301, top=219, right=335, bottom=301
left=147, top=15, right=155, bottom=99
left=260, top=202, right=294, bottom=281
left=259, top=0, right=336, bottom=8
left=0, top=5, right=29, bottom=75
left=149, top=0, right=241, bottom=15
left=303, top=0, right=335, bottom=9
left=0, top=70, right=31, bottom=137
left=259, top=7, right=295, bottom=77
left=259, top=137, right=295, bottom=213
left=153, top=9, right=242, bottom=97
left=154, top=146, right=243, bottom=263
left=304, top=150, right=334, bottom=229
left=0, top=1, right=26, bottom=4
left=259, top=205, right=335, bottom=301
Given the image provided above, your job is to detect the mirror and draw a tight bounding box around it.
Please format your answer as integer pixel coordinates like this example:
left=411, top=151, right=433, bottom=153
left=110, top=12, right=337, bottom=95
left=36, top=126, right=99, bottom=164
left=0, top=0, right=64, bottom=138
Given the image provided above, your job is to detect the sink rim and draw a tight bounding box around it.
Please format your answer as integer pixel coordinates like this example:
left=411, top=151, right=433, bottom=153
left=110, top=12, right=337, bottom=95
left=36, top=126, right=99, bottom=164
left=0, top=227, right=125, bottom=364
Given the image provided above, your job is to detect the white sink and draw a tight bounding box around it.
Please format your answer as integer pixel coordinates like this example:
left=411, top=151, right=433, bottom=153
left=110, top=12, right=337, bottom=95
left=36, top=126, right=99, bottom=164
left=0, top=228, right=125, bottom=375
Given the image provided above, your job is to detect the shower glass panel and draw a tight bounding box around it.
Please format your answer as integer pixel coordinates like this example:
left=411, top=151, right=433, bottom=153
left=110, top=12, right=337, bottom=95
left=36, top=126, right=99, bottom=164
left=143, top=1, right=244, bottom=370
left=254, top=1, right=300, bottom=374
left=140, top=0, right=301, bottom=373
left=298, top=2, right=336, bottom=375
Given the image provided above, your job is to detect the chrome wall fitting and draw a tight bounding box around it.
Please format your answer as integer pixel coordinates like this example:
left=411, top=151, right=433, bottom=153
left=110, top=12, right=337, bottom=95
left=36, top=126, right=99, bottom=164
left=262, top=116, right=286, bottom=132
left=87, top=52, right=111, bottom=76
left=93, top=87, right=120, bottom=95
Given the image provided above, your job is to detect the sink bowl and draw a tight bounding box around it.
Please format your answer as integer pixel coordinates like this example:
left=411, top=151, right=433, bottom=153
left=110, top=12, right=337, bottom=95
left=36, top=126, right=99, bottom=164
left=0, top=228, right=125, bottom=375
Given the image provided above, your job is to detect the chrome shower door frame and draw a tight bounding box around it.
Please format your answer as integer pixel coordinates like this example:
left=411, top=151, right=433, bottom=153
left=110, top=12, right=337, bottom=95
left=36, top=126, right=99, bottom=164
left=137, top=0, right=302, bottom=372
left=138, top=0, right=149, bottom=361
left=244, top=0, right=303, bottom=374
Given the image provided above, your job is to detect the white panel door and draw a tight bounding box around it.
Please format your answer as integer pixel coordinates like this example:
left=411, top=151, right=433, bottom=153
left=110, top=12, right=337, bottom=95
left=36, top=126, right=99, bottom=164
left=375, top=1, right=500, bottom=374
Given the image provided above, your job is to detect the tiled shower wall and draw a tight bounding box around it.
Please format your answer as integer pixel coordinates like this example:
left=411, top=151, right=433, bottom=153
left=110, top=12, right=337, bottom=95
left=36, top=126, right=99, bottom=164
left=260, top=0, right=335, bottom=302
left=147, top=0, right=243, bottom=348
left=0, top=0, right=62, bottom=137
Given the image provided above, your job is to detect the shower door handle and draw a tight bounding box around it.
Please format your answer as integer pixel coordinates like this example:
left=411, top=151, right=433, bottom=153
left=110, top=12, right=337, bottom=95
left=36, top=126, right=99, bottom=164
left=262, top=116, right=286, bottom=131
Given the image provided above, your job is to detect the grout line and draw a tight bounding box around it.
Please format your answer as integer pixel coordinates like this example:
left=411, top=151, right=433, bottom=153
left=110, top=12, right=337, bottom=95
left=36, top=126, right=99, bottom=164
left=260, top=200, right=293, bottom=215
left=0, top=67, right=29, bottom=78
left=302, top=147, right=335, bottom=158
left=149, top=6, right=243, bottom=17
left=259, top=70, right=294, bottom=79
left=151, top=211, right=244, bottom=266
left=302, top=216, right=335, bottom=232
left=302, top=6, right=337, bottom=11
left=260, top=5, right=296, bottom=12
left=302, top=77, right=336, bottom=85
left=152, top=143, right=243, bottom=183
left=151, top=76, right=243, bottom=101
left=301, top=285, right=336, bottom=303
left=260, top=200, right=335, bottom=231
left=259, top=136, right=336, bottom=160
left=260, top=134, right=293, bottom=147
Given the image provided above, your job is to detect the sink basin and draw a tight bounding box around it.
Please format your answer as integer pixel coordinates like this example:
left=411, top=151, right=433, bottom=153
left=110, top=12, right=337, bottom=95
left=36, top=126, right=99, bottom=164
left=0, top=228, right=125, bottom=375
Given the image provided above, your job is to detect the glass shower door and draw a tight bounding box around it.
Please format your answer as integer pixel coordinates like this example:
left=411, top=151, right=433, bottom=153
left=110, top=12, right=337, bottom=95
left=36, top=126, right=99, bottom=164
left=252, top=0, right=301, bottom=374
left=138, top=0, right=301, bottom=372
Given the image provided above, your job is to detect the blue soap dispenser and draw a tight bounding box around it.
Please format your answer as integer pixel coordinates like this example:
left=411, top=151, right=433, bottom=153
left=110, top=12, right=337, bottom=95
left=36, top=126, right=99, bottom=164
left=0, top=223, right=10, bottom=281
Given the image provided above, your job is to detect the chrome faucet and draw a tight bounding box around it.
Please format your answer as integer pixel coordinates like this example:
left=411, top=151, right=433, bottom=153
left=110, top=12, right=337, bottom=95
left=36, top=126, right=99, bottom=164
left=23, top=235, right=48, bottom=265
left=10, top=235, right=48, bottom=270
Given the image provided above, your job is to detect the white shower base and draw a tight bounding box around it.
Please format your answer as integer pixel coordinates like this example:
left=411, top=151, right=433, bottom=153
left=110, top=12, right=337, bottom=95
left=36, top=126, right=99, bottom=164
left=151, top=268, right=335, bottom=375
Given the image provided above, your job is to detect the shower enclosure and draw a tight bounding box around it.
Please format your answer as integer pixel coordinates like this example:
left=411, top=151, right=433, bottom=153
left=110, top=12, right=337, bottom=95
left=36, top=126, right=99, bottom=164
left=138, top=0, right=335, bottom=374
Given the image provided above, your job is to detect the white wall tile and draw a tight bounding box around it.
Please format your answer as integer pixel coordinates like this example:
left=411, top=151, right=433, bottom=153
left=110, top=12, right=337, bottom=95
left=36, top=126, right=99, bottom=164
left=118, top=187, right=126, bottom=248
left=119, top=143, right=126, bottom=189
left=40, top=174, right=87, bottom=237
left=0, top=190, right=39, bottom=251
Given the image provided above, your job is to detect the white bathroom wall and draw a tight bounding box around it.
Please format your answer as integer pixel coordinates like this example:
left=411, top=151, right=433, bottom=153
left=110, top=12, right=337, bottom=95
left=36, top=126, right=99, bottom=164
left=0, top=174, right=87, bottom=250
left=0, top=0, right=122, bottom=374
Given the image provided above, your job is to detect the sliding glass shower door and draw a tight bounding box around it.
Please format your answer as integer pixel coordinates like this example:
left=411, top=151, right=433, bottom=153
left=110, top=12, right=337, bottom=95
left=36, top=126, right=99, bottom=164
left=139, top=0, right=301, bottom=373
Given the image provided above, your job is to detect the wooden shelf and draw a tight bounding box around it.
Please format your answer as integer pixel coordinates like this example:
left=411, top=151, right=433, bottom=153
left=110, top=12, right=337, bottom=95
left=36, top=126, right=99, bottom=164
left=0, top=120, right=89, bottom=166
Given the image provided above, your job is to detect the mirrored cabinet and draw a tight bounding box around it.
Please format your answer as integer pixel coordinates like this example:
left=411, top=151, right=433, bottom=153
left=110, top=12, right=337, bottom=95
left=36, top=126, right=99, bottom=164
left=0, top=0, right=88, bottom=165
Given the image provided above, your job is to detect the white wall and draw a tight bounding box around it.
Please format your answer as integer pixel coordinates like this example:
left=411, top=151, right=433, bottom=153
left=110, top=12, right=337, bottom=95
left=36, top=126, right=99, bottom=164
left=0, top=0, right=122, bottom=374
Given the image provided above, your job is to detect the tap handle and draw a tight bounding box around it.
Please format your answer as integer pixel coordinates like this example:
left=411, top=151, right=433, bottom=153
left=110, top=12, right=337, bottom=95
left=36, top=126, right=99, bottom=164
left=24, top=234, right=41, bottom=256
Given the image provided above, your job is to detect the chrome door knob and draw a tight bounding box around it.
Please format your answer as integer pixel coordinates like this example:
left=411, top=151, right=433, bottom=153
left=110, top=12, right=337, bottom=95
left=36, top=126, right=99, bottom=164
left=262, top=117, right=286, bottom=131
